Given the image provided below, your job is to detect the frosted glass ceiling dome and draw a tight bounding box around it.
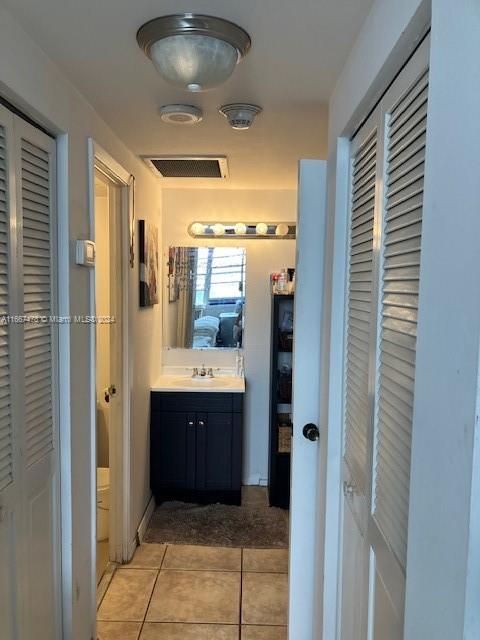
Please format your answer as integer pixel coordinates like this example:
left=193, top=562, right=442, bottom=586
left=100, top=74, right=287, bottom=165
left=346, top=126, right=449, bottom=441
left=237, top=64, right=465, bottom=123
left=137, top=14, right=251, bottom=92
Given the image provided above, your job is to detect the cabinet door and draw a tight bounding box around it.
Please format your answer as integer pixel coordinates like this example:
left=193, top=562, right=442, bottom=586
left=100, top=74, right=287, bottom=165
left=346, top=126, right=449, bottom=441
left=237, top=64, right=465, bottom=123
left=151, top=411, right=196, bottom=490
left=196, top=412, right=241, bottom=491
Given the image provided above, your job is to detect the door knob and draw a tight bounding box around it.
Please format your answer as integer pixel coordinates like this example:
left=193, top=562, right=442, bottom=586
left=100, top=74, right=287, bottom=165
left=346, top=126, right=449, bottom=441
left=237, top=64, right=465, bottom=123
left=302, top=423, right=320, bottom=441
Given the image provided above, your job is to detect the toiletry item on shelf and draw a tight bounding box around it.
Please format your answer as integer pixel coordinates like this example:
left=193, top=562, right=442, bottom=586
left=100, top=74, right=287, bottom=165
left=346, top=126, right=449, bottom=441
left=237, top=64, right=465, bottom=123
left=270, top=272, right=279, bottom=294
left=271, top=268, right=295, bottom=294
left=277, top=269, right=288, bottom=293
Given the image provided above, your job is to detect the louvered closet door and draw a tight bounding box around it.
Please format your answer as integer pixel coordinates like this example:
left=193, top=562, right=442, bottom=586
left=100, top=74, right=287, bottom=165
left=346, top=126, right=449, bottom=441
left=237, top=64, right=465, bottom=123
left=0, top=105, right=17, bottom=640
left=368, top=42, right=429, bottom=637
left=15, top=118, right=60, bottom=640
left=338, top=36, right=430, bottom=640
left=340, top=106, right=382, bottom=640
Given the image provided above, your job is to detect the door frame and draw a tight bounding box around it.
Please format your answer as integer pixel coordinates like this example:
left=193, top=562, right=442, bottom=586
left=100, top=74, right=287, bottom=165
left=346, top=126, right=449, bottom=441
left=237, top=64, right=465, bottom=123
left=87, top=139, right=133, bottom=585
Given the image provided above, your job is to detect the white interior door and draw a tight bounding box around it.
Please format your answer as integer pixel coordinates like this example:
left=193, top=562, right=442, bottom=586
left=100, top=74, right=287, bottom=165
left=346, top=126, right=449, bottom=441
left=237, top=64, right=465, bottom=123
left=339, top=36, right=430, bottom=639
left=0, top=104, right=61, bottom=640
left=106, top=178, right=123, bottom=563
left=94, top=167, right=125, bottom=570
left=289, top=159, right=327, bottom=640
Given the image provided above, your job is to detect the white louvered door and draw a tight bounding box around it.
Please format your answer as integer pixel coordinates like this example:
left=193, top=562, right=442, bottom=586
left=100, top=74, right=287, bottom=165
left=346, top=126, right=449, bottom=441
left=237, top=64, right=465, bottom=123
left=339, top=37, right=429, bottom=639
left=0, top=106, right=60, bottom=640
left=340, top=105, right=382, bottom=640
left=0, top=102, right=18, bottom=640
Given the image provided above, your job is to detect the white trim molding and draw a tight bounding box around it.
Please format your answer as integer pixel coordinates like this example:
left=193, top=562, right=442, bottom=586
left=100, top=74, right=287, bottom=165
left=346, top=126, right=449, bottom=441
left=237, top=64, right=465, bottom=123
left=136, top=495, right=156, bottom=544
left=87, top=138, right=133, bottom=605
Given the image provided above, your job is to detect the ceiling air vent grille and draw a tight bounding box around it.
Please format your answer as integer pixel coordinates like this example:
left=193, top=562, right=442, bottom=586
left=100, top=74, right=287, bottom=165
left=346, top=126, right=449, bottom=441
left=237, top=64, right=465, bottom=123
left=144, top=156, right=229, bottom=179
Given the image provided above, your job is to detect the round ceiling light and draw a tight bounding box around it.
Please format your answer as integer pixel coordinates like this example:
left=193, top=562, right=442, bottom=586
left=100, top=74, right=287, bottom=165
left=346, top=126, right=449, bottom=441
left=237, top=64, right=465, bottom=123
left=137, top=14, right=251, bottom=92
left=212, top=223, right=225, bottom=236
left=234, top=223, right=247, bottom=235
left=159, top=104, right=203, bottom=125
left=275, top=223, right=289, bottom=236
left=190, top=222, right=206, bottom=235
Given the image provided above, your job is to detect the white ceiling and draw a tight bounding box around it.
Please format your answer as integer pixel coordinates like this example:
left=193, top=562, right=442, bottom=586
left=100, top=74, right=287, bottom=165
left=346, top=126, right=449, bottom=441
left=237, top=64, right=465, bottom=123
left=2, top=0, right=374, bottom=189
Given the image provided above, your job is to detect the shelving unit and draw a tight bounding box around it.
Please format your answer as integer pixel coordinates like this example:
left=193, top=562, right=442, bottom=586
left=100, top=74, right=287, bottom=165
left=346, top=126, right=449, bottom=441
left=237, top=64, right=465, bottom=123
left=268, top=294, right=294, bottom=509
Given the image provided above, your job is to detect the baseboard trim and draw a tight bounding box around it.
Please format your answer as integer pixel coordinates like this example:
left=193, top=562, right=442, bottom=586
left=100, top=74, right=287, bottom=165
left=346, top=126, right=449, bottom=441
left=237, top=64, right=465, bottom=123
left=127, top=538, right=137, bottom=562
left=244, top=474, right=268, bottom=486
left=136, top=494, right=155, bottom=544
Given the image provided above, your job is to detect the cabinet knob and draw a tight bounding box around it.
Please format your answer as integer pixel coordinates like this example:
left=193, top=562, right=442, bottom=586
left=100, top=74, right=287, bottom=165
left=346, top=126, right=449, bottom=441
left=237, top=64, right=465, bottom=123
left=188, top=420, right=195, bottom=427
left=198, top=420, right=205, bottom=428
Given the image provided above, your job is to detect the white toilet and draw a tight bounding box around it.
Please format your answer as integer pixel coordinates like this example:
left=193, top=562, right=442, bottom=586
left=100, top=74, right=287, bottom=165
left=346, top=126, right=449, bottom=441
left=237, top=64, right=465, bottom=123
left=96, top=467, right=110, bottom=542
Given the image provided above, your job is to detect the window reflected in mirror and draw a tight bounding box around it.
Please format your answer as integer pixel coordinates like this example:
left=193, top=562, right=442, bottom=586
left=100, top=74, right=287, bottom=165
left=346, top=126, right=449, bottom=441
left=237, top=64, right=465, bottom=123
left=165, top=246, right=246, bottom=349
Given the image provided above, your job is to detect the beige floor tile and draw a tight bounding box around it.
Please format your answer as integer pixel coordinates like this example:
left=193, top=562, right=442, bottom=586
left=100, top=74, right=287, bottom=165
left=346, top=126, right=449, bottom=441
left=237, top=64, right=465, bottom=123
left=242, top=549, right=288, bottom=574
left=242, top=573, right=288, bottom=626
left=163, top=544, right=241, bottom=571
left=97, top=569, right=157, bottom=621
left=127, top=543, right=167, bottom=569
left=241, top=626, right=287, bottom=640
left=242, top=486, right=268, bottom=507
left=140, top=622, right=238, bottom=639
left=97, top=621, right=142, bottom=640
left=146, top=569, right=241, bottom=624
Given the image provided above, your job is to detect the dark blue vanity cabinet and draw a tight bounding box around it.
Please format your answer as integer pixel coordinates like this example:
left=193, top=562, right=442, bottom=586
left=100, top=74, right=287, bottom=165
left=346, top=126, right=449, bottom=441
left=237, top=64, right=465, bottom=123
left=150, top=392, right=243, bottom=505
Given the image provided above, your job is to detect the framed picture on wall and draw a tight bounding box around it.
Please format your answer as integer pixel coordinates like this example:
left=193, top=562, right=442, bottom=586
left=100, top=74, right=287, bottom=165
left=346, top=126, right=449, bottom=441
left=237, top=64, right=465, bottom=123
left=139, top=220, right=159, bottom=307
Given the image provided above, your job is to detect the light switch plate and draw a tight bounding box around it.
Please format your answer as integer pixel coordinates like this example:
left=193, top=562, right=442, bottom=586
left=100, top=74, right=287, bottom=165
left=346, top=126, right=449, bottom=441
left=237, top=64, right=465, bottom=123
left=76, top=239, right=96, bottom=267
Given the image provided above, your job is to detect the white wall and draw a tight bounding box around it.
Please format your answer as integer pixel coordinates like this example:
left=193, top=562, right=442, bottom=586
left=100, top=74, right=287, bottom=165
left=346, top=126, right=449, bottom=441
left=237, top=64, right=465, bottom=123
left=161, top=188, right=296, bottom=485
left=0, top=6, right=163, bottom=639
left=321, top=0, right=480, bottom=638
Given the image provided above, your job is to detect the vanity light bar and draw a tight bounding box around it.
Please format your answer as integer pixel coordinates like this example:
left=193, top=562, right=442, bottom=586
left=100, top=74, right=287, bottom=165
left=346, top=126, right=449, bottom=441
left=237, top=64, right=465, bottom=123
left=188, top=222, right=296, bottom=239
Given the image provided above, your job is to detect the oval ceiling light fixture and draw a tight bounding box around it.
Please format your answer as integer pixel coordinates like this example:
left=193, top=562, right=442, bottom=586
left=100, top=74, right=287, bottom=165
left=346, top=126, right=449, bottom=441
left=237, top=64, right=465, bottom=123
left=219, top=103, right=262, bottom=130
left=159, top=104, right=203, bottom=124
left=137, top=14, right=251, bottom=92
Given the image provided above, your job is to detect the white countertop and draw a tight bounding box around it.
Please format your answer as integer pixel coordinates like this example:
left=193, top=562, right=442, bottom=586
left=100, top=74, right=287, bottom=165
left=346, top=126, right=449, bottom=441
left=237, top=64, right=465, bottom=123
left=152, top=373, right=245, bottom=394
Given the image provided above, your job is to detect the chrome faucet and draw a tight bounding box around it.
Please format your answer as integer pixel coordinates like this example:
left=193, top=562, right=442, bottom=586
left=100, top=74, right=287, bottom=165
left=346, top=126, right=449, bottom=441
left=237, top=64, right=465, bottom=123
left=192, top=365, right=214, bottom=378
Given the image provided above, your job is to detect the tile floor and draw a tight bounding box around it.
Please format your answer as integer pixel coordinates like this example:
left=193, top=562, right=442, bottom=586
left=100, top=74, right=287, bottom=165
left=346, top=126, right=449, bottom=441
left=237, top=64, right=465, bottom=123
left=97, top=543, right=288, bottom=640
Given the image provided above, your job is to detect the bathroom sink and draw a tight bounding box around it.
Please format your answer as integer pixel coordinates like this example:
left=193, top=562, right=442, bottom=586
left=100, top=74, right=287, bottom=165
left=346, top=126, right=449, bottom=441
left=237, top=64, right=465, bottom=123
left=152, top=373, right=245, bottom=393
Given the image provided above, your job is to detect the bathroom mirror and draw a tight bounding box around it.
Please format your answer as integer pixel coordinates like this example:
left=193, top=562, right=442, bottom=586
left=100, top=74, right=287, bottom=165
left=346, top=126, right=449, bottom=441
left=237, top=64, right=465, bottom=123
left=164, top=246, right=246, bottom=349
